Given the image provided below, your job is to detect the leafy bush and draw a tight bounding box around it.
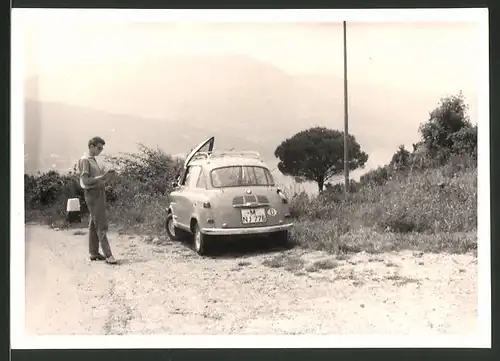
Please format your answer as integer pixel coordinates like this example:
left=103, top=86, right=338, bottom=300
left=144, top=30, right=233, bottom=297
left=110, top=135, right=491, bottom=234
left=25, top=170, right=84, bottom=208
left=288, top=191, right=313, bottom=218
left=450, top=124, right=477, bottom=159
left=104, top=143, right=184, bottom=201
left=323, top=179, right=360, bottom=196
left=25, top=171, right=64, bottom=206
left=390, top=145, right=411, bottom=172
left=102, top=144, right=184, bottom=233
left=418, top=91, right=477, bottom=163
left=359, top=165, right=392, bottom=187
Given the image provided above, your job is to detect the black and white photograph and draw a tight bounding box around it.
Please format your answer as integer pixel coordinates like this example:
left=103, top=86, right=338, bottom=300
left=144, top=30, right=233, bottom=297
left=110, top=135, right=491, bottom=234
left=11, top=8, right=490, bottom=349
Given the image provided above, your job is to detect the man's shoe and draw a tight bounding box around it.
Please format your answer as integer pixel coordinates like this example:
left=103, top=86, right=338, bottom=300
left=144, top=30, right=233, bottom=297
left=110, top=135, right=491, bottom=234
left=105, top=256, right=118, bottom=264
left=90, top=254, right=106, bottom=261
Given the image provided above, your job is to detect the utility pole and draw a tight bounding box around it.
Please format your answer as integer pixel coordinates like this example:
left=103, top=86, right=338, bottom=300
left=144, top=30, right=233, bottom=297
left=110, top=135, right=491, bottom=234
left=343, top=20, right=349, bottom=196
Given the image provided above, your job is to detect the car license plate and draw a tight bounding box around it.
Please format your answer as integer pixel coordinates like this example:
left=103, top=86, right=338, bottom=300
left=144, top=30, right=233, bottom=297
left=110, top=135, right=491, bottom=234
left=241, top=208, right=267, bottom=224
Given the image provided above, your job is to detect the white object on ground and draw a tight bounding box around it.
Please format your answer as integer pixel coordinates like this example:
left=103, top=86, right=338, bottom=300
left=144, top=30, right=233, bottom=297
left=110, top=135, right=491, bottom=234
left=66, top=198, right=82, bottom=223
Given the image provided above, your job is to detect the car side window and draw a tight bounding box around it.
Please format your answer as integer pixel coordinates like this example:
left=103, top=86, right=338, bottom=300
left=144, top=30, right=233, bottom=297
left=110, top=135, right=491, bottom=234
left=186, top=165, right=202, bottom=189
left=196, top=170, right=207, bottom=189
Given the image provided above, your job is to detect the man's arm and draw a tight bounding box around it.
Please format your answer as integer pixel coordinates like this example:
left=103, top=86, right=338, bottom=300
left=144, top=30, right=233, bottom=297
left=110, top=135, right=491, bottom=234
left=79, top=159, right=107, bottom=187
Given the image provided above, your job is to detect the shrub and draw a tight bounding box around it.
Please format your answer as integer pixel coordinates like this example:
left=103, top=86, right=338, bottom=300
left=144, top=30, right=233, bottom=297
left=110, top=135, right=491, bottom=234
left=101, top=144, right=184, bottom=233
left=25, top=170, right=64, bottom=206
left=418, top=91, right=477, bottom=164
left=104, top=143, right=183, bottom=202
left=289, top=191, right=313, bottom=218
left=390, top=145, right=411, bottom=172
left=450, top=124, right=477, bottom=159
left=25, top=170, right=84, bottom=209
left=323, top=179, right=360, bottom=196
left=359, top=165, right=392, bottom=187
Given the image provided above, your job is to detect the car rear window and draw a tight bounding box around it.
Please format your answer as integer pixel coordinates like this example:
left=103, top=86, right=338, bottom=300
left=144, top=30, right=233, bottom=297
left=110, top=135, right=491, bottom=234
left=210, top=166, right=275, bottom=188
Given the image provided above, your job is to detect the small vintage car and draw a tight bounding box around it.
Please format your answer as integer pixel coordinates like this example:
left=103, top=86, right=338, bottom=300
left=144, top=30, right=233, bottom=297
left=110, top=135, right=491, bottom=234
left=165, top=136, right=294, bottom=255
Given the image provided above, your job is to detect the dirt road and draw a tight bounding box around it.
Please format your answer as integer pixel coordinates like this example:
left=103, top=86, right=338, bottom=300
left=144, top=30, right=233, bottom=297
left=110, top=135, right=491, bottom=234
left=25, top=224, right=478, bottom=335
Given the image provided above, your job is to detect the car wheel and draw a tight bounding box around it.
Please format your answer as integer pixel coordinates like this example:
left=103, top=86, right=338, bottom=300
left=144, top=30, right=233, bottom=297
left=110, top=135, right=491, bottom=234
left=193, top=222, right=209, bottom=256
left=165, top=213, right=184, bottom=241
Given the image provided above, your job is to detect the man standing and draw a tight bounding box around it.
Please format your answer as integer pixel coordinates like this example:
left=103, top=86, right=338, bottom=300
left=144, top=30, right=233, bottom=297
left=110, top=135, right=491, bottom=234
left=78, top=136, right=117, bottom=264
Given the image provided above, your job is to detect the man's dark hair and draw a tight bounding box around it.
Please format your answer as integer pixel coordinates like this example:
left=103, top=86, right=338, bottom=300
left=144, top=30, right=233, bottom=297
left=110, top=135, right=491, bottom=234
left=88, top=136, right=106, bottom=148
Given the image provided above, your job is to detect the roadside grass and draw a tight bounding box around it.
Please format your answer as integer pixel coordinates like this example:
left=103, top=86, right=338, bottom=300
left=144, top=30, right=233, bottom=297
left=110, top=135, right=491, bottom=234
left=313, top=258, right=339, bottom=270
left=26, top=207, right=87, bottom=230
left=106, top=195, right=171, bottom=236
left=262, top=254, right=340, bottom=274
left=289, top=164, right=477, bottom=255
left=291, top=222, right=476, bottom=255
left=262, top=254, right=305, bottom=272
left=25, top=195, right=170, bottom=236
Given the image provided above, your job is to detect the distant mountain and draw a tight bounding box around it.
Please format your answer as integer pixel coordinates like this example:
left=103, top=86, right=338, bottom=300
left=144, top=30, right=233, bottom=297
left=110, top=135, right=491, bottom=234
left=23, top=54, right=477, bottom=193
left=23, top=100, right=268, bottom=173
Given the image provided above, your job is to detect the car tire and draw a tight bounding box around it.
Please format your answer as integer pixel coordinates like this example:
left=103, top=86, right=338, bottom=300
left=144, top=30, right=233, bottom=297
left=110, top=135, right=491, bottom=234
left=275, top=230, right=291, bottom=248
left=165, top=213, right=186, bottom=241
left=192, top=222, right=209, bottom=256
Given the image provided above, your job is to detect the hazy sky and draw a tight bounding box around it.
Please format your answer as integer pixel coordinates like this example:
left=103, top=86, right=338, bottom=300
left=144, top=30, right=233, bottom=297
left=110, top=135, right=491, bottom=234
left=23, top=21, right=480, bottom=97
left=20, top=17, right=483, bottom=188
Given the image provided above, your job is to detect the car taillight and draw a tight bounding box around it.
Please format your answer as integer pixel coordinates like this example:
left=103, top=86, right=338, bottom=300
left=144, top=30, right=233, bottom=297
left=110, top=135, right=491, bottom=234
left=203, top=201, right=211, bottom=208
left=277, top=189, right=288, bottom=204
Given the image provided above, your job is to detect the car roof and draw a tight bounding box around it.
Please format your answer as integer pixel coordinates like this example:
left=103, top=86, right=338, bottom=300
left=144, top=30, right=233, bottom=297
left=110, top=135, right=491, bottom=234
left=189, top=157, right=269, bottom=170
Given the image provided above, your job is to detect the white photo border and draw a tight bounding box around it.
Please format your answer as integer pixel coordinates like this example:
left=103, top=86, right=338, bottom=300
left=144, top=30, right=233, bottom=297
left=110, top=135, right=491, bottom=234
left=10, top=7, right=491, bottom=349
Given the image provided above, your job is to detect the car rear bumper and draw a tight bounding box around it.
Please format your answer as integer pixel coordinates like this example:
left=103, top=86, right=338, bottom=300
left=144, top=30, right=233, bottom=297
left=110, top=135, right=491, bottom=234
left=201, top=223, right=293, bottom=236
